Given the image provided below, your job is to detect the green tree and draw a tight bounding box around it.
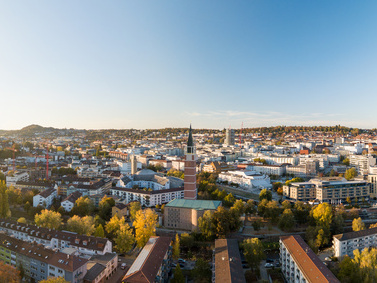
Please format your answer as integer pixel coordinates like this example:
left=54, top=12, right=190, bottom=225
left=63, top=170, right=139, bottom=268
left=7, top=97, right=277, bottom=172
left=181, top=233, right=194, bottom=250
left=352, top=217, right=366, bottom=232
left=264, top=200, right=281, bottom=223
left=293, top=201, right=310, bottom=224
left=252, top=219, right=262, bottom=231
left=230, top=199, right=245, bottom=217
left=106, top=215, right=126, bottom=239
left=285, top=177, right=304, bottom=186
left=343, top=158, right=350, bottom=166
left=71, top=196, right=94, bottom=217
left=94, top=224, right=105, bottom=238
left=67, top=215, right=95, bottom=235
left=259, top=189, right=272, bottom=201
left=35, top=209, right=62, bottom=230
left=0, top=181, right=10, bottom=218
left=346, top=197, right=352, bottom=205
left=133, top=208, right=158, bottom=248
left=192, top=258, right=211, bottom=283
left=337, top=255, right=361, bottom=283
left=198, top=210, right=214, bottom=239
left=173, top=234, right=180, bottom=260
left=245, top=199, right=256, bottom=215
left=223, top=193, right=236, bottom=207
left=278, top=209, right=295, bottom=232
left=242, top=238, right=265, bottom=271
left=345, top=168, right=358, bottom=180
left=315, top=228, right=329, bottom=248
left=114, top=223, right=134, bottom=253
left=98, top=196, right=115, bottom=221
left=282, top=200, right=291, bottom=210
left=171, top=265, right=185, bottom=283
left=129, top=201, right=141, bottom=221
left=257, top=199, right=269, bottom=216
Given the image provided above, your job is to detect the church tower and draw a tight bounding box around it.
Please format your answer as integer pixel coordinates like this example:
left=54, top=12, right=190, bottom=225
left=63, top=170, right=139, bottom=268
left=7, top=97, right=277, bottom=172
left=184, top=125, right=197, bottom=199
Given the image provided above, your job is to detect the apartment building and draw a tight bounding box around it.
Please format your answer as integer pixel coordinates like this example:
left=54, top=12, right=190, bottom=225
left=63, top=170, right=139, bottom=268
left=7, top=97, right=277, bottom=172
left=368, top=174, right=377, bottom=198
left=111, top=187, right=184, bottom=207
left=33, top=188, right=57, bottom=208
left=6, top=171, right=29, bottom=186
left=283, top=178, right=370, bottom=204
left=0, top=219, right=112, bottom=256
left=280, top=235, right=340, bottom=283
left=213, top=239, right=246, bottom=283
left=122, top=236, right=172, bottom=283
left=0, top=233, right=88, bottom=283
left=61, top=192, right=82, bottom=212
left=333, top=227, right=377, bottom=257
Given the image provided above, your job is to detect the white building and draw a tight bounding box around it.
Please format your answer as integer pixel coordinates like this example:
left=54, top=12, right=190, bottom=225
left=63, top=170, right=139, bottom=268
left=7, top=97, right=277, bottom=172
left=333, top=227, right=377, bottom=258
left=6, top=171, right=29, bottom=186
left=111, top=187, right=184, bottom=207
left=33, top=188, right=57, bottom=208
left=61, top=191, right=82, bottom=212
left=247, top=164, right=285, bottom=176
left=280, top=235, right=340, bottom=283
left=0, top=219, right=112, bottom=256
left=218, top=170, right=272, bottom=189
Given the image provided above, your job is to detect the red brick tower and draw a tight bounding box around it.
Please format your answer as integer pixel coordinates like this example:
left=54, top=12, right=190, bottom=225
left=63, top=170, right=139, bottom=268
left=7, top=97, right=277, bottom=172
left=184, top=125, right=197, bottom=199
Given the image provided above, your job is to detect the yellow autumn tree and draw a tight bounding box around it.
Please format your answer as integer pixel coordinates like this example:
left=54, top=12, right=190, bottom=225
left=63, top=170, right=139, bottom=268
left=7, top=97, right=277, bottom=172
left=133, top=208, right=158, bottom=248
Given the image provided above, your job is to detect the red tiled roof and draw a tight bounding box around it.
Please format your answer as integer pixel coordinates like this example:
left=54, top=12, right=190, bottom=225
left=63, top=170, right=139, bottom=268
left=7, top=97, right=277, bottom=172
left=281, top=235, right=339, bottom=283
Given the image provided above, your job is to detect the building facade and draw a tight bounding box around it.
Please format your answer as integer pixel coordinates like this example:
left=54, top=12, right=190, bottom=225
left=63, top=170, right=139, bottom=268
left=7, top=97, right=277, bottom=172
left=122, top=236, right=172, bottom=283
left=0, top=233, right=88, bottom=283
left=333, top=227, right=377, bottom=258
left=283, top=178, right=370, bottom=204
left=0, top=219, right=112, bottom=256
left=164, top=199, right=222, bottom=231
left=184, top=125, right=197, bottom=200
left=280, top=235, right=339, bottom=283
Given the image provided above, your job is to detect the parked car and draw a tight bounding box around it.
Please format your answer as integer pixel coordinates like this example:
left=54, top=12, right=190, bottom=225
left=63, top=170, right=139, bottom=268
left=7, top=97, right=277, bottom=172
left=121, top=263, right=127, bottom=270
left=266, top=259, right=274, bottom=263
left=178, top=258, right=186, bottom=263
left=264, top=263, right=274, bottom=268
left=325, top=257, right=332, bottom=262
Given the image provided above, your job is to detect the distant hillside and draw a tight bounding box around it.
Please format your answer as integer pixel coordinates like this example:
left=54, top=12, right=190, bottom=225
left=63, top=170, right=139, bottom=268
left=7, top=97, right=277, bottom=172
left=0, top=124, right=61, bottom=136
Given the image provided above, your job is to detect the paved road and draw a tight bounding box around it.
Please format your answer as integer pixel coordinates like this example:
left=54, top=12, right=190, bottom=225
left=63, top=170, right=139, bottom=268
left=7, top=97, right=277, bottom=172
left=106, top=256, right=135, bottom=283
left=259, top=260, right=268, bottom=281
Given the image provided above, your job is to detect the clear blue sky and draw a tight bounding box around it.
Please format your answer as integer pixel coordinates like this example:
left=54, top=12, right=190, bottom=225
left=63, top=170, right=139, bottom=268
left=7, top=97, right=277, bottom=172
left=1, top=1, right=377, bottom=130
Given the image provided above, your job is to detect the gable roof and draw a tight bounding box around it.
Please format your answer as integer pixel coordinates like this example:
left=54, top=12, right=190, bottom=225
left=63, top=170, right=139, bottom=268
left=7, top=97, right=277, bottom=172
left=122, top=236, right=172, bottom=283
left=334, top=227, right=377, bottom=241
left=215, top=239, right=246, bottom=283
left=280, top=235, right=339, bottom=283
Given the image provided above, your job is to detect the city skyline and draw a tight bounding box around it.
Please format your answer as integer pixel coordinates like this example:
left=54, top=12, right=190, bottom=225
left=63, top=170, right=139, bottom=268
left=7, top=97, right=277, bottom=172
left=1, top=1, right=377, bottom=130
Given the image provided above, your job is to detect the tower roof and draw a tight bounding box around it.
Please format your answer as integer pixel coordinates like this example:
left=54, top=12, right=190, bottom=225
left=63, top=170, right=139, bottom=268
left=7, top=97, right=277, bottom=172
left=187, top=124, right=193, bottom=147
